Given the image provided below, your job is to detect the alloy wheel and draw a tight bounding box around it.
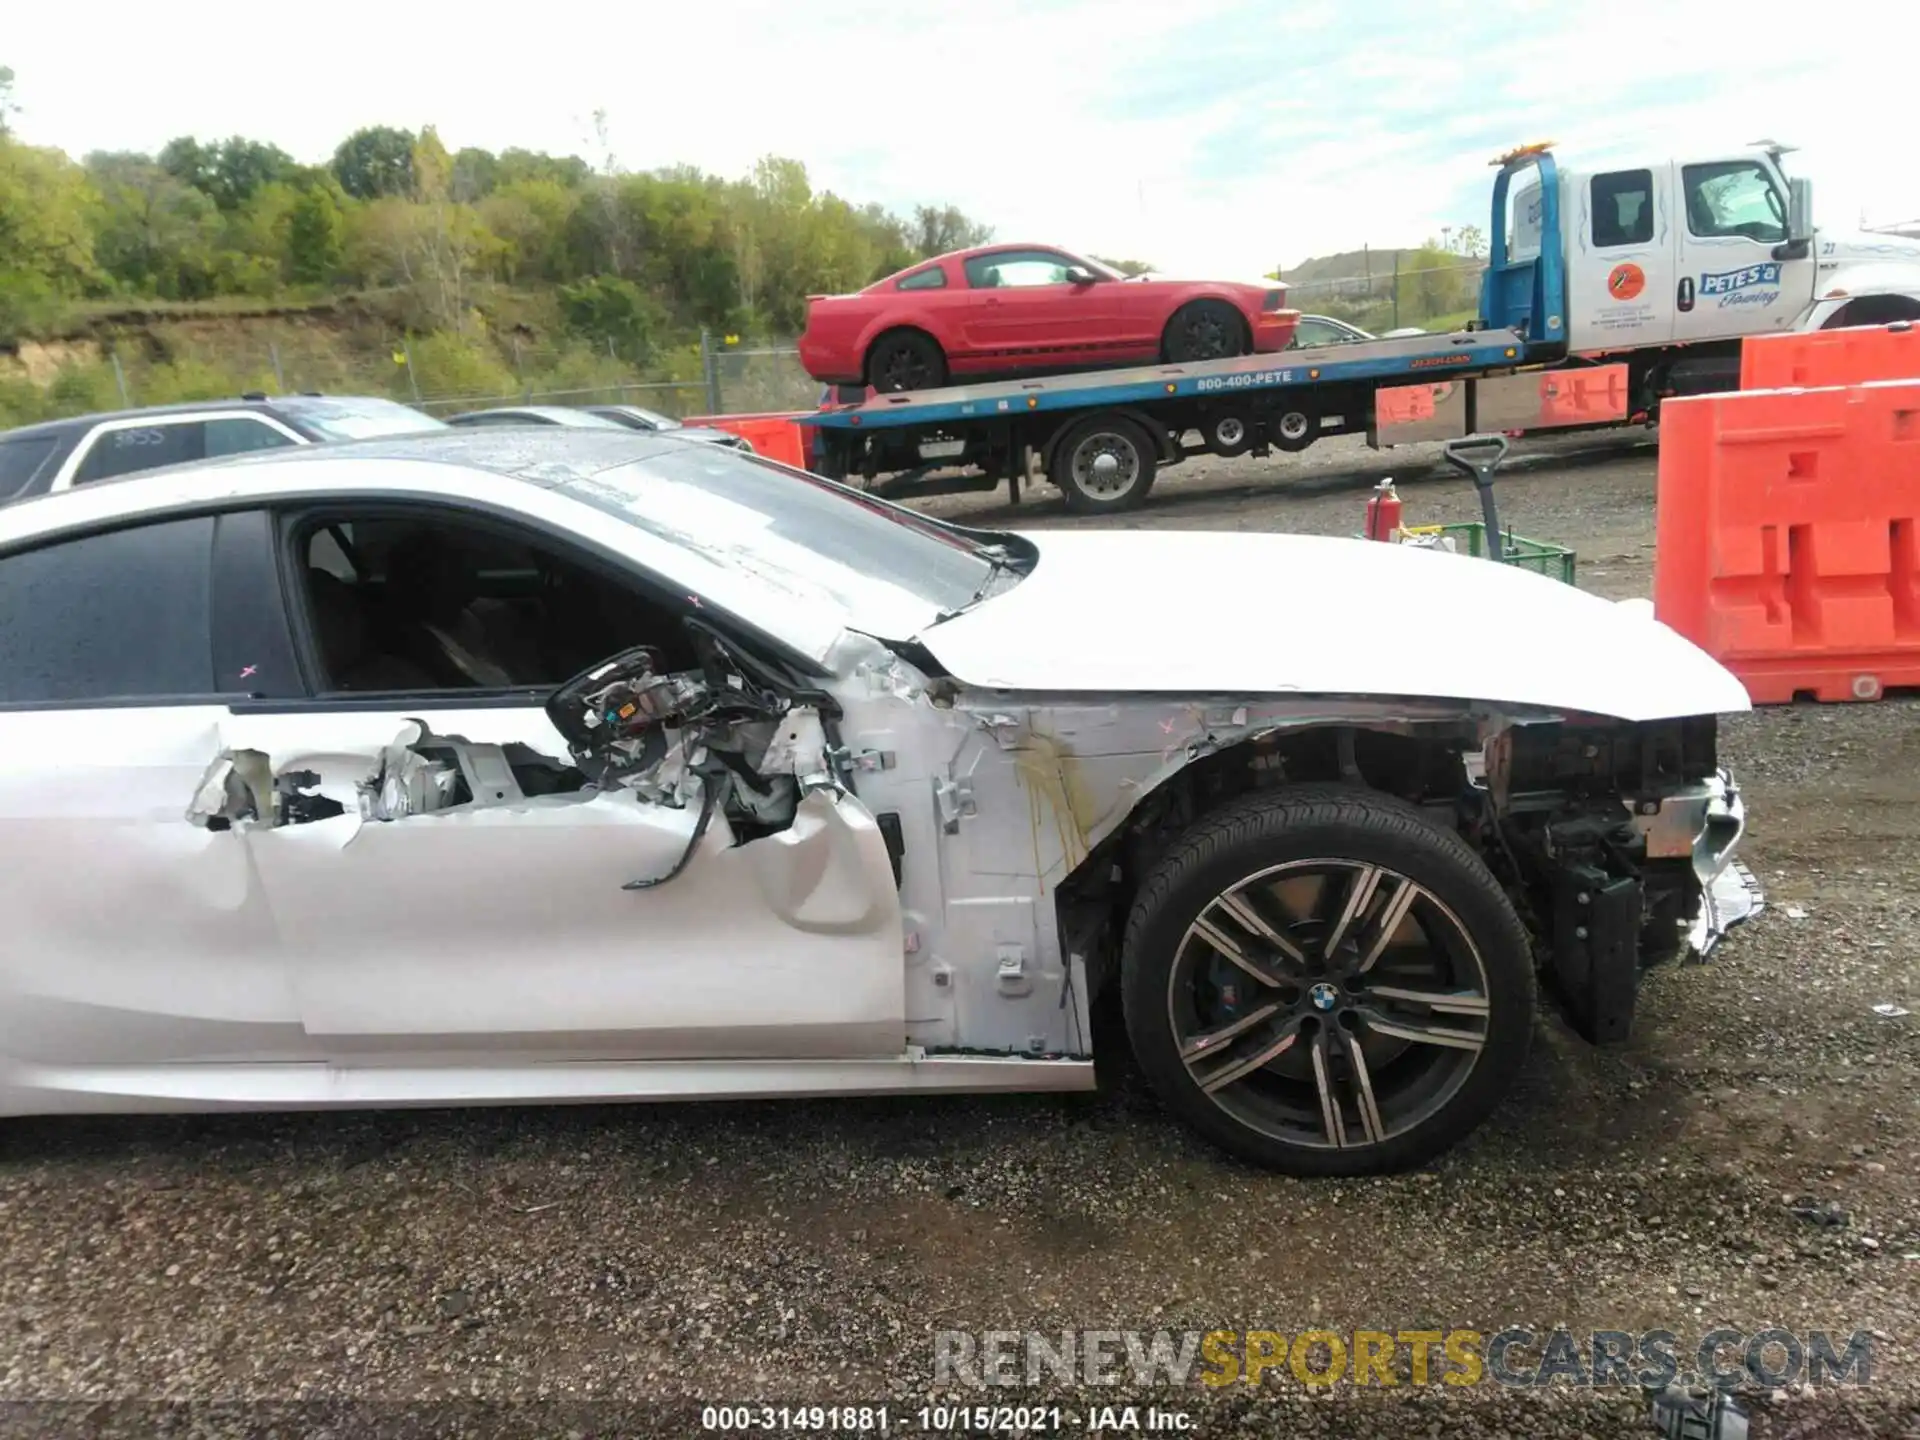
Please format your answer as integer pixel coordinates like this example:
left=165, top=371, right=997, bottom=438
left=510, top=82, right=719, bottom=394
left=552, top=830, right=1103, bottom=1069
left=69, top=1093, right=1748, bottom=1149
left=1165, top=858, right=1491, bottom=1152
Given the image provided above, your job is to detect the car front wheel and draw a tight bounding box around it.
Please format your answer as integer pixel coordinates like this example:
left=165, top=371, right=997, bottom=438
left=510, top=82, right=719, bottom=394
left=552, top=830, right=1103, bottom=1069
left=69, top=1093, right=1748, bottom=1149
left=1162, top=301, right=1249, bottom=363
left=1120, top=785, right=1534, bottom=1175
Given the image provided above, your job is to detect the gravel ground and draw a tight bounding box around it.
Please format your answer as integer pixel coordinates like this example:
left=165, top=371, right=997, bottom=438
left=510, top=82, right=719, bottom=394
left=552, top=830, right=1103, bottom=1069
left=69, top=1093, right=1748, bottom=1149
left=3, top=435, right=1918, bottom=1439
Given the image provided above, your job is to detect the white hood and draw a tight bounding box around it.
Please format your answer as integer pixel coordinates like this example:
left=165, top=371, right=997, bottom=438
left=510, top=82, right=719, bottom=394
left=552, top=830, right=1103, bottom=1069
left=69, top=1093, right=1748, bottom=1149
left=1821, top=228, right=1920, bottom=265
left=919, top=530, right=1752, bottom=723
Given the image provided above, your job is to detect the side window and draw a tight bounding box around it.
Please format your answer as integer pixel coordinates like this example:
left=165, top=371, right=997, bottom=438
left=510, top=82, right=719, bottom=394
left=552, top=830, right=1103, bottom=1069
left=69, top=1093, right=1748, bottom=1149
left=289, top=509, right=692, bottom=694
left=1289, top=320, right=1339, bottom=349
left=896, top=267, right=946, bottom=291
left=72, top=422, right=204, bottom=485
left=1681, top=161, right=1787, bottom=243
left=0, top=517, right=218, bottom=704
left=0, top=434, right=61, bottom=500
left=1591, top=169, right=1654, bottom=248
left=205, top=416, right=298, bottom=458
left=964, top=250, right=1077, bottom=289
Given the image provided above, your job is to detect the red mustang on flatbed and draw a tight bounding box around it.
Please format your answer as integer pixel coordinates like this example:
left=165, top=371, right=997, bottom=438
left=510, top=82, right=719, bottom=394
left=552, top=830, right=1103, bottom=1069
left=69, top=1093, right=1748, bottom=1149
left=798, top=245, right=1301, bottom=392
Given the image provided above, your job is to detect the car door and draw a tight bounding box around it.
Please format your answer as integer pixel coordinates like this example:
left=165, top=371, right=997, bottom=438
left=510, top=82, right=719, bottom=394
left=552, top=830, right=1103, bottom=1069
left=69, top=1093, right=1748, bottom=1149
left=1670, top=156, right=1812, bottom=344
left=0, top=510, right=311, bottom=1076
left=1569, top=165, right=1674, bottom=350
left=962, top=249, right=1126, bottom=366
left=219, top=499, right=906, bottom=1064
left=48, top=412, right=304, bottom=494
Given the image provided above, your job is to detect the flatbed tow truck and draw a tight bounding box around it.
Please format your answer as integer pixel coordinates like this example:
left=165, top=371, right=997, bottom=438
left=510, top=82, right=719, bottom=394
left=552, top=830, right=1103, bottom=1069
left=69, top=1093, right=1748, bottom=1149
left=806, top=141, right=1920, bottom=512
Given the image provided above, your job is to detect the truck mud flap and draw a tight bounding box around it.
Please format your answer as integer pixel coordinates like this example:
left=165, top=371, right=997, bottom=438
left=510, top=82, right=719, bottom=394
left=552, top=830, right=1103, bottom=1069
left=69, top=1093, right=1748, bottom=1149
left=1372, top=364, right=1630, bottom=445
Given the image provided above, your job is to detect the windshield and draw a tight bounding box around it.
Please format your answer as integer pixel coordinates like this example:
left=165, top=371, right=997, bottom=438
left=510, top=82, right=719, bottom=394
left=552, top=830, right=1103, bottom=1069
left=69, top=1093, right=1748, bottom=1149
left=277, top=396, right=446, bottom=442
left=558, top=445, right=1022, bottom=638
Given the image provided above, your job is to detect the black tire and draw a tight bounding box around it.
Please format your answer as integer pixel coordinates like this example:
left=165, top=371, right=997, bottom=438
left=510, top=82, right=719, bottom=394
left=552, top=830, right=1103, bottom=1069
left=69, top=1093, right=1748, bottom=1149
left=1120, top=785, right=1534, bottom=1176
left=1822, top=295, right=1920, bottom=330
left=1272, top=405, right=1317, bottom=452
left=1050, top=414, right=1158, bottom=514
left=1162, top=300, right=1250, bottom=363
left=865, top=330, right=947, bottom=392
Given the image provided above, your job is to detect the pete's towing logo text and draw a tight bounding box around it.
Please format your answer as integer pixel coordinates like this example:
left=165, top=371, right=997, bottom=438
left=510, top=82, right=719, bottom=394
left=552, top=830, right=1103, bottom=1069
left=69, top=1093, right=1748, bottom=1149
left=1699, top=262, right=1783, bottom=307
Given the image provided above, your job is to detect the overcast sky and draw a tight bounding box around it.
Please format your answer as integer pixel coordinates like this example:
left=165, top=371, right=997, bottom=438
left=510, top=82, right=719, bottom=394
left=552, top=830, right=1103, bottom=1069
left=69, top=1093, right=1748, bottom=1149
left=7, top=0, right=1916, bottom=278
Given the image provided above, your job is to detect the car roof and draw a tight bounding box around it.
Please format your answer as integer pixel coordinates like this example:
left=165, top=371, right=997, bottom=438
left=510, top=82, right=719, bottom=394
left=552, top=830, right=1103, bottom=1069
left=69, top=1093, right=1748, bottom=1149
left=0, top=394, right=389, bottom=442
left=877, top=242, right=1092, bottom=283
left=0, top=428, right=862, bottom=670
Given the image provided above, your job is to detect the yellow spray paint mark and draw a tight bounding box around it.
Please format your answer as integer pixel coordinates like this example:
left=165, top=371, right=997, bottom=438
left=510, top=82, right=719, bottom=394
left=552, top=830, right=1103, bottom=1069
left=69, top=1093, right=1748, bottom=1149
left=1010, top=727, right=1105, bottom=878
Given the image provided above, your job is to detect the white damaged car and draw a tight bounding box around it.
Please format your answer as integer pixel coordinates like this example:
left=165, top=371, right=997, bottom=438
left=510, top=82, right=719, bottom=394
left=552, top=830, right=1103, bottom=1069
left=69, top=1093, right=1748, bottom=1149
left=0, top=430, right=1761, bottom=1174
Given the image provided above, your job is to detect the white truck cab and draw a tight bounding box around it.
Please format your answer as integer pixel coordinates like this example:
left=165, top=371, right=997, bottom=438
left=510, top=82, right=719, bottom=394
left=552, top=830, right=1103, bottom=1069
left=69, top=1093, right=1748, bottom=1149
left=1506, top=144, right=1920, bottom=356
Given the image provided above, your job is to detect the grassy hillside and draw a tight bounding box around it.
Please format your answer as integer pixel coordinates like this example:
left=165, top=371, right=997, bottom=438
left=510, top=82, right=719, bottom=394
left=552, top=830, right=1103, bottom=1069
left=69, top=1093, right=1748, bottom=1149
left=0, top=285, right=820, bottom=427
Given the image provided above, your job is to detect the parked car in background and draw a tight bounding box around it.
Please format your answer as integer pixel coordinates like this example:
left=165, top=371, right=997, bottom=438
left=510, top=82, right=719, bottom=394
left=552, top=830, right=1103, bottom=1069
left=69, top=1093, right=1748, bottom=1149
left=581, top=404, right=754, bottom=452
left=0, top=394, right=444, bottom=505
left=444, top=405, right=631, bottom=430
left=1285, top=315, right=1437, bottom=350
left=447, top=405, right=750, bottom=452
left=799, top=245, right=1301, bottom=392
left=0, top=429, right=1758, bottom=1175
left=1288, top=314, right=1375, bottom=349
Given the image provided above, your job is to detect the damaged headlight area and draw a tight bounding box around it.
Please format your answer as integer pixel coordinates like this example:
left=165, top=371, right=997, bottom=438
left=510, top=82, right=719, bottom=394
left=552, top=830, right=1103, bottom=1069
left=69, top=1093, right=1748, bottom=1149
left=1482, top=716, right=1764, bottom=1045
left=188, top=634, right=834, bottom=891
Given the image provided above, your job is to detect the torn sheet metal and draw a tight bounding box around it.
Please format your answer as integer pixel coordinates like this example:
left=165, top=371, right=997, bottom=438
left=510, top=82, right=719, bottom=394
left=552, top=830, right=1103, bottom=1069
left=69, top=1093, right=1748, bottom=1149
left=1687, top=769, right=1766, bottom=958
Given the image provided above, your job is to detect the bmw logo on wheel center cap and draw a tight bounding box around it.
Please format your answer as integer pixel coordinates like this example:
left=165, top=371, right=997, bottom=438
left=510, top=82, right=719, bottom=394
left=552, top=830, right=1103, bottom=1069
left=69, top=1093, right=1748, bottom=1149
left=1309, top=982, right=1341, bottom=1012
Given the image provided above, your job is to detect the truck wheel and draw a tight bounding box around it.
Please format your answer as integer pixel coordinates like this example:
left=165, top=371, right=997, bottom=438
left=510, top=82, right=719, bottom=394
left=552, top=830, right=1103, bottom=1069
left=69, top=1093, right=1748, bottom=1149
left=866, top=330, right=948, bottom=393
left=1120, top=785, right=1535, bottom=1176
left=1051, top=414, right=1159, bottom=514
left=1203, top=412, right=1253, bottom=457
left=1273, top=406, right=1317, bottom=452
left=1162, top=301, right=1249, bottom=363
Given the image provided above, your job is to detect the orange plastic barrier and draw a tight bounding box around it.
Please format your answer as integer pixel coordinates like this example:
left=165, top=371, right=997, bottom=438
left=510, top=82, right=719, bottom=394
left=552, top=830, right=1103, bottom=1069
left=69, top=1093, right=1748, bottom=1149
left=681, top=411, right=811, bottom=469
left=1740, top=322, right=1920, bottom=390
left=1654, top=379, right=1920, bottom=703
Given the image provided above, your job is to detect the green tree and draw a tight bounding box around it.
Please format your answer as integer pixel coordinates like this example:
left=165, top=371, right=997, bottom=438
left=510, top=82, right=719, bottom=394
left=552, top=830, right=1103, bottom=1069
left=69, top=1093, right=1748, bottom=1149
left=478, top=177, right=576, bottom=282
left=558, top=274, right=669, bottom=361
left=0, top=132, right=100, bottom=336
left=494, top=148, right=591, bottom=190
left=911, top=203, right=992, bottom=257
left=450, top=146, right=497, bottom=202
left=160, top=135, right=295, bottom=210
left=285, top=184, right=345, bottom=285
left=331, top=125, right=416, bottom=199
left=86, top=151, right=223, bottom=298
left=207, top=137, right=296, bottom=211
left=1091, top=255, right=1155, bottom=276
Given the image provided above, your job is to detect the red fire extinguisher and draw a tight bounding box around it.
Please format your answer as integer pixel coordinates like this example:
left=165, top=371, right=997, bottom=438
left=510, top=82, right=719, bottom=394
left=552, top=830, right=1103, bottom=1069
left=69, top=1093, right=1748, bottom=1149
left=1364, top=478, right=1402, bottom=541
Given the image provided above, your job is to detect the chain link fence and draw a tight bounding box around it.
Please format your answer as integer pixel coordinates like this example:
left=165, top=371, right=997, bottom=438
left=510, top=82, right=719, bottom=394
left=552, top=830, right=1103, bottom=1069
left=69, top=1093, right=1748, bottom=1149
left=46, top=324, right=820, bottom=426
left=398, top=334, right=822, bottom=419
left=1281, top=255, right=1487, bottom=333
